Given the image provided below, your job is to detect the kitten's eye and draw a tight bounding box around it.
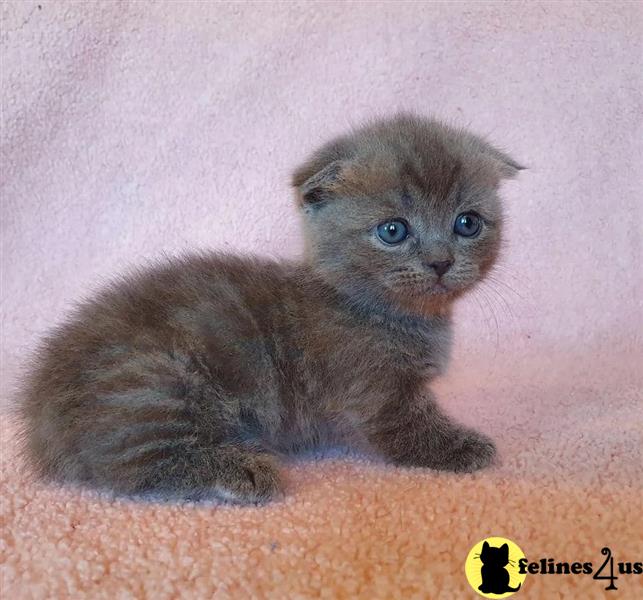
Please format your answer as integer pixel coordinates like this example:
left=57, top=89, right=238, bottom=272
left=454, top=212, right=482, bottom=237
left=376, top=220, right=409, bottom=245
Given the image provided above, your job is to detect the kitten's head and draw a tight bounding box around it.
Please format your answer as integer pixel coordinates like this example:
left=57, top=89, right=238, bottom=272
left=293, top=114, right=522, bottom=316
left=480, top=541, right=510, bottom=566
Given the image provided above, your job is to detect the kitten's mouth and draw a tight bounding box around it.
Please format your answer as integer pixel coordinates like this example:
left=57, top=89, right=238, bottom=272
left=424, top=281, right=452, bottom=295
left=397, top=281, right=455, bottom=301
left=387, top=277, right=458, bottom=301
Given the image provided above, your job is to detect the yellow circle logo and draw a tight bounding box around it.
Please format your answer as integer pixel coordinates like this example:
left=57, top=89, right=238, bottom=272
left=465, top=537, right=527, bottom=597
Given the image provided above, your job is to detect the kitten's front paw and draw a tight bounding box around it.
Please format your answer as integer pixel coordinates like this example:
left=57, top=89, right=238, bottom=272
left=440, top=428, right=496, bottom=473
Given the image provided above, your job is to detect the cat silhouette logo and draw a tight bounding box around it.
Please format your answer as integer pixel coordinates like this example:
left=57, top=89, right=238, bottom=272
left=465, top=537, right=527, bottom=597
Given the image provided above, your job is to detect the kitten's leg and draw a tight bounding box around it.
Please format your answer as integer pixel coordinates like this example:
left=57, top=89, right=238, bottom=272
left=69, top=381, right=281, bottom=503
left=366, top=391, right=496, bottom=472
left=89, top=433, right=282, bottom=504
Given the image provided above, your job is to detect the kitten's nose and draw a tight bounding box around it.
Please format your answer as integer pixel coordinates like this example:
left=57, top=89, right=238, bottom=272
left=427, top=259, right=453, bottom=277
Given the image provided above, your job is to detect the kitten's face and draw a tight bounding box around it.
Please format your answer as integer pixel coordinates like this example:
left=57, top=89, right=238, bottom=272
left=293, top=115, right=521, bottom=315
left=480, top=541, right=510, bottom=566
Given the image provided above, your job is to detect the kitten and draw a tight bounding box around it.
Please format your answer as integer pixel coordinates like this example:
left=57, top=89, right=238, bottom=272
left=478, top=541, right=522, bottom=594
left=19, top=114, right=522, bottom=504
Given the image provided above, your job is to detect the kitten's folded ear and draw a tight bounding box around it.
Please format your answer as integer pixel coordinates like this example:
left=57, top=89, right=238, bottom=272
left=489, top=146, right=526, bottom=179
left=292, top=159, right=347, bottom=210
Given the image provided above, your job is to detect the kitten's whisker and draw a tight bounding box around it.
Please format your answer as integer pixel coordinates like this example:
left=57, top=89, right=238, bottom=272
left=491, top=276, right=525, bottom=294
left=487, top=265, right=528, bottom=300
left=479, top=282, right=515, bottom=322
left=479, top=275, right=518, bottom=321
left=486, top=274, right=524, bottom=303
left=474, top=287, right=500, bottom=354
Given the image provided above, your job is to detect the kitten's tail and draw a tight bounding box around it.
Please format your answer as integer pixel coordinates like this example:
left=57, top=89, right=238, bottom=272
left=507, top=583, right=522, bottom=592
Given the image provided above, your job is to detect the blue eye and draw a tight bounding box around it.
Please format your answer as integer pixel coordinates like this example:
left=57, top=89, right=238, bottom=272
left=454, top=212, right=482, bottom=237
left=376, top=220, right=409, bottom=245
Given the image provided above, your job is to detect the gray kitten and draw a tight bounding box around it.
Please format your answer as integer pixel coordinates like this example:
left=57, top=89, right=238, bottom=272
left=19, top=114, right=522, bottom=503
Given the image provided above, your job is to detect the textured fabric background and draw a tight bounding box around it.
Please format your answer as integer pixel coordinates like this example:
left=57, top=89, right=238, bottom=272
left=1, top=1, right=642, bottom=598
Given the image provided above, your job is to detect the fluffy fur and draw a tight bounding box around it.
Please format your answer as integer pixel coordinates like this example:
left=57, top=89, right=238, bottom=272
left=19, top=114, right=522, bottom=503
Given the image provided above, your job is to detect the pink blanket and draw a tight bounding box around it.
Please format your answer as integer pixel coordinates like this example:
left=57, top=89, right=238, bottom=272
left=2, top=1, right=642, bottom=598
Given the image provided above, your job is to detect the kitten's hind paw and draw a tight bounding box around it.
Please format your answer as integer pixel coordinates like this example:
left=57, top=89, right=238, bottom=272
left=440, top=428, right=497, bottom=473
left=214, top=448, right=283, bottom=505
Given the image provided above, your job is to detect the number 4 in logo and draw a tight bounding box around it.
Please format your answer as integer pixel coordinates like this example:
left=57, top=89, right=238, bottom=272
left=593, top=547, right=618, bottom=591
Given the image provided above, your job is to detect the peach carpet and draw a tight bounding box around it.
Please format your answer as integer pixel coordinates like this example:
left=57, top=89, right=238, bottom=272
left=2, top=353, right=642, bottom=598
